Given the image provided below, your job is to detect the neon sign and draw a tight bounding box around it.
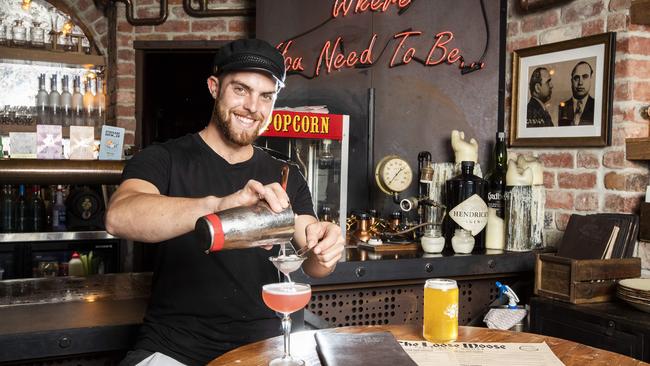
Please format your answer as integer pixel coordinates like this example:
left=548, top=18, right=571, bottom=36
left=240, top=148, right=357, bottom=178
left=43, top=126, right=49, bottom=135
left=331, top=0, right=412, bottom=18
left=276, top=0, right=486, bottom=79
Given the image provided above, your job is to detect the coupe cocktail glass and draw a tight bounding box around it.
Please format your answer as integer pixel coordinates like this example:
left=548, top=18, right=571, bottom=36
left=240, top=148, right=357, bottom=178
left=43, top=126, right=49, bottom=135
left=262, top=282, right=311, bottom=366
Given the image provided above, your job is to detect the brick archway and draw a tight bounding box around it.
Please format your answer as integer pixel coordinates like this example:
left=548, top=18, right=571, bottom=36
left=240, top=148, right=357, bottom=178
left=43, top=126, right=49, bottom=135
left=46, top=0, right=109, bottom=56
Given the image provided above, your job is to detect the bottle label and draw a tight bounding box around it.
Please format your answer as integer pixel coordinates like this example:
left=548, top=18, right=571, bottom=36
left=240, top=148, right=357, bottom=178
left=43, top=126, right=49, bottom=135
left=487, top=190, right=505, bottom=218
left=449, top=194, right=488, bottom=235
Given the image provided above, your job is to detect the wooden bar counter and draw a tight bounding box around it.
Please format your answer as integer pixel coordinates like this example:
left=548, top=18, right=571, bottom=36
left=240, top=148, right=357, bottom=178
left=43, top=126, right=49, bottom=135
left=210, top=325, right=650, bottom=366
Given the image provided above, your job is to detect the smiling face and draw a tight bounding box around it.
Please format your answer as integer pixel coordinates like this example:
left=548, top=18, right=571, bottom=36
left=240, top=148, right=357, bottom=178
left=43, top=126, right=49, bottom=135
left=210, top=70, right=279, bottom=147
left=571, top=62, right=592, bottom=100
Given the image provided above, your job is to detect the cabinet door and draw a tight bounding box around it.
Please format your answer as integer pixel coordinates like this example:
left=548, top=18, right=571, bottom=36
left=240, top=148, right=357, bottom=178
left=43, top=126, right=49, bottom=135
left=530, top=298, right=648, bottom=361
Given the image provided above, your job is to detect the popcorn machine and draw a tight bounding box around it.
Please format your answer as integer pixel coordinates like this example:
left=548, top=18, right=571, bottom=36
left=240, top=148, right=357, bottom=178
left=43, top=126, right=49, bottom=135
left=258, top=111, right=349, bottom=237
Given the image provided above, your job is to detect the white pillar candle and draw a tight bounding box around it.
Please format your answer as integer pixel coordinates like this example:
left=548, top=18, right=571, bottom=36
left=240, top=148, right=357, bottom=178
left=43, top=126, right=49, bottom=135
left=485, top=207, right=505, bottom=250
left=516, top=155, right=543, bottom=185
left=506, top=160, right=533, bottom=186
left=451, top=130, right=479, bottom=164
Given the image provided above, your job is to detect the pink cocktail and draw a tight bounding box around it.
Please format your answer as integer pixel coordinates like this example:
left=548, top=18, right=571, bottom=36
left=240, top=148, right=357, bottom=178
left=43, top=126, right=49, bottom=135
left=262, top=283, right=311, bottom=314
left=262, top=282, right=311, bottom=366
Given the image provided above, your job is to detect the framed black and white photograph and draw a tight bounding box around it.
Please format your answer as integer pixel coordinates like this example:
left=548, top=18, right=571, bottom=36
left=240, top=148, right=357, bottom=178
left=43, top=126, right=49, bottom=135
left=509, top=32, right=616, bottom=147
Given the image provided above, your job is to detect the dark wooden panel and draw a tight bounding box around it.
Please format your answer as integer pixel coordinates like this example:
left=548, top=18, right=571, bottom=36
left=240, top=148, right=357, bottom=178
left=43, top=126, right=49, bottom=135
left=530, top=297, right=650, bottom=362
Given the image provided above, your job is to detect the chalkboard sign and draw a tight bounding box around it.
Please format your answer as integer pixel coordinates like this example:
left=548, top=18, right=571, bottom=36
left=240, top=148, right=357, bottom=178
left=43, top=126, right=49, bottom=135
left=257, top=0, right=506, bottom=215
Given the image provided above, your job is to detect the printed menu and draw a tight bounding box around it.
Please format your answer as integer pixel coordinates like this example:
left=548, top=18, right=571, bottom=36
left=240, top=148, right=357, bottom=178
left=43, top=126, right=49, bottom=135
left=398, top=341, right=565, bottom=366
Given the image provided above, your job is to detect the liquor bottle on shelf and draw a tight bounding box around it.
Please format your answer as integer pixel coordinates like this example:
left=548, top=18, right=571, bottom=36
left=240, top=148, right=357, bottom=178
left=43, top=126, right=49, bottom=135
left=83, top=77, right=95, bottom=127
left=445, top=160, right=488, bottom=252
left=484, top=132, right=507, bottom=250
left=72, top=76, right=84, bottom=126
left=95, top=76, right=106, bottom=126
left=485, top=132, right=507, bottom=215
left=11, top=20, right=26, bottom=46
left=0, top=20, right=7, bottom=46
left=14, top=185, right=28, bottom=233
left=48, top=74, right=61, bottom=125
left=68, top=252, right=83, bottom=276
left=0, top=185, right=14, bottom=233
left=36, top=74, right=49, bottom=124
left=60, top=75, right=73, bottom=127
left=52, top=185, right=66, bottom=231
left=30, top=22, right=45, bottom=48
left=30, top=185, right=46, bottom=232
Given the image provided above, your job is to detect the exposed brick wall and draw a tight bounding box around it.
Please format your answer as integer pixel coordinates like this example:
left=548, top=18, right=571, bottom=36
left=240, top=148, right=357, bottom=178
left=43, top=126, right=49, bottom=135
left=112, top=0, right=254, bottom=145
left=57, top=0, right=109, bottom=55
left=507, top=0, right=650, bottom=255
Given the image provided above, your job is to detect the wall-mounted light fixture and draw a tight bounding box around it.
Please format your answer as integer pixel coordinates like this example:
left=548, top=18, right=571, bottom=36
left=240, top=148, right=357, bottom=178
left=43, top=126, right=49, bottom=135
left=642, top=105, right=650, bottom=120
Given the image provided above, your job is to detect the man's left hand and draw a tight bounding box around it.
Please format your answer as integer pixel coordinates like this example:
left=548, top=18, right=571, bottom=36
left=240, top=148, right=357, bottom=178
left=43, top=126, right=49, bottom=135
left=304, top=221, right=344, bottom=270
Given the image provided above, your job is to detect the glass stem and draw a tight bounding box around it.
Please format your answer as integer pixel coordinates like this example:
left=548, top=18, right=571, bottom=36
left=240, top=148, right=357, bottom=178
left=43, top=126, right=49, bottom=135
left=282, top=313, right=292, bottom=359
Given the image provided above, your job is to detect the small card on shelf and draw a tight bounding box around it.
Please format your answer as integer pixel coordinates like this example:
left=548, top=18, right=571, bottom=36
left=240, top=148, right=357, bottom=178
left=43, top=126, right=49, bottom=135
left=9, top=132, right=37, bottom=158
left=36, top=124, right=63, bottom=159
left=69, top=126, right=95, bottom=160
left=98, top=125, right=125, bottom=160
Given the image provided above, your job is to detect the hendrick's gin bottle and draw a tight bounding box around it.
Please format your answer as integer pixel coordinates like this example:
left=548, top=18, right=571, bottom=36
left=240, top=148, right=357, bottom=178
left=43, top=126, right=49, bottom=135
left=445, top=161, right=488, bottom=251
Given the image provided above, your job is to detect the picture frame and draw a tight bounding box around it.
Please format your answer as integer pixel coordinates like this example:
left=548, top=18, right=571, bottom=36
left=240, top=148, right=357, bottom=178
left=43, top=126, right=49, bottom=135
left=509, top=32, right=616, bottom=147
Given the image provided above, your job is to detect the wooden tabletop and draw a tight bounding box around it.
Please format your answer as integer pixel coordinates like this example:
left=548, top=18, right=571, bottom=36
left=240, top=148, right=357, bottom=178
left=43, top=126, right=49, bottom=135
left=209, top=325, right=649, bottom=366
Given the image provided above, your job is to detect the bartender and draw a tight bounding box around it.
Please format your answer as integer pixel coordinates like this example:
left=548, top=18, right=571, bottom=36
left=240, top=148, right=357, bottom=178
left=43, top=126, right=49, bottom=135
left=105, top=38, right=345, bottom=366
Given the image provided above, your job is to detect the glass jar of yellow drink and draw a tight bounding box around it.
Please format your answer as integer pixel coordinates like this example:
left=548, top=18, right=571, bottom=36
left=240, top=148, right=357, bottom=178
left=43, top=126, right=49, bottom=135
left=423, top=278, right=459, bottom=343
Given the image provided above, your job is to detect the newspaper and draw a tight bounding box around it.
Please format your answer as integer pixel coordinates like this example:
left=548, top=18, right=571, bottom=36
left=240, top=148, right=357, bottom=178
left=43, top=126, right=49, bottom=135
left=398, top=340, right=565, bottom=366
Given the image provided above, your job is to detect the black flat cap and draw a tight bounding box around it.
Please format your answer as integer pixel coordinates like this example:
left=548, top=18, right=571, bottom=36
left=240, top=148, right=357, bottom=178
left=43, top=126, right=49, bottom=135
left=213, top=38, right=286, bottom=87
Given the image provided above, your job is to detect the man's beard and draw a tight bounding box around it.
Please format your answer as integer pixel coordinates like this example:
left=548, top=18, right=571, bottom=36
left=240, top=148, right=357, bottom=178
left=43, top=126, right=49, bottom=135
left=213, top=103, right=262, bottom=147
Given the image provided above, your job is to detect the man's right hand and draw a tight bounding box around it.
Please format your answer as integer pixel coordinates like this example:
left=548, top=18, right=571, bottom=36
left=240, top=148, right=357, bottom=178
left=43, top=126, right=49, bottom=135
left=214, top=179, right=290, bottom=213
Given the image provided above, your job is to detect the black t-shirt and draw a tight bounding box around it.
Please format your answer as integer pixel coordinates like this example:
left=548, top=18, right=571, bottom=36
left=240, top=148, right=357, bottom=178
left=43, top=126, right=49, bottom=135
left=122, top=133, right=315, bottom=365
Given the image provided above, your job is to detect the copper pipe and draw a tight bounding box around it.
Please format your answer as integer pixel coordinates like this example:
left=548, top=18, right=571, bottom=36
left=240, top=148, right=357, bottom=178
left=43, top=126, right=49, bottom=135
left=114, top=0, right=168, bottom=26
left=182, top=0, right=255, bottom=17
left=0, top=160, right=125, bottom=185
left=518, top=0, right=573, bottom=12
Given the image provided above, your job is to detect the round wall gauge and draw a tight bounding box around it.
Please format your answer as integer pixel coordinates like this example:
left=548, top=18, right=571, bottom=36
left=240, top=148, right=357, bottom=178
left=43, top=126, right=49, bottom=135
left=375, top=155, right=413, bottom=195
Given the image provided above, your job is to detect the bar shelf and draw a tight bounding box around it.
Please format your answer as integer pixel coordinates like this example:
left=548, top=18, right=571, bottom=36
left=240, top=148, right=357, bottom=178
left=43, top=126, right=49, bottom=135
left=0, top=230, right=117, bottom=243
left=0, top=45, right=105, bottom=68
left=0, top=159, right=125, bottom=185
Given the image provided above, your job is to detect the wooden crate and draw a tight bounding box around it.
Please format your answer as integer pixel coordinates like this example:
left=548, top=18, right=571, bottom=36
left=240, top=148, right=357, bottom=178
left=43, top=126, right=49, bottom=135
left=534, top=253, right=641, bottom=304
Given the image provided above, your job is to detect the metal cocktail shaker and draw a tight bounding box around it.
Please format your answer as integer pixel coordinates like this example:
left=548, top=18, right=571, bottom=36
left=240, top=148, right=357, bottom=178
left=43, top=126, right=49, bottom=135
left=195, top=201, right=295, bottom=253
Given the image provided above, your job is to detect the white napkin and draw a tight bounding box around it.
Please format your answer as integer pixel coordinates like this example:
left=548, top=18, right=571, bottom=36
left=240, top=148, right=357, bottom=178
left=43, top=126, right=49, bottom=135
left=136, top=352, right=187, bottom=366
left=483, top=308, right=528, bottom=330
